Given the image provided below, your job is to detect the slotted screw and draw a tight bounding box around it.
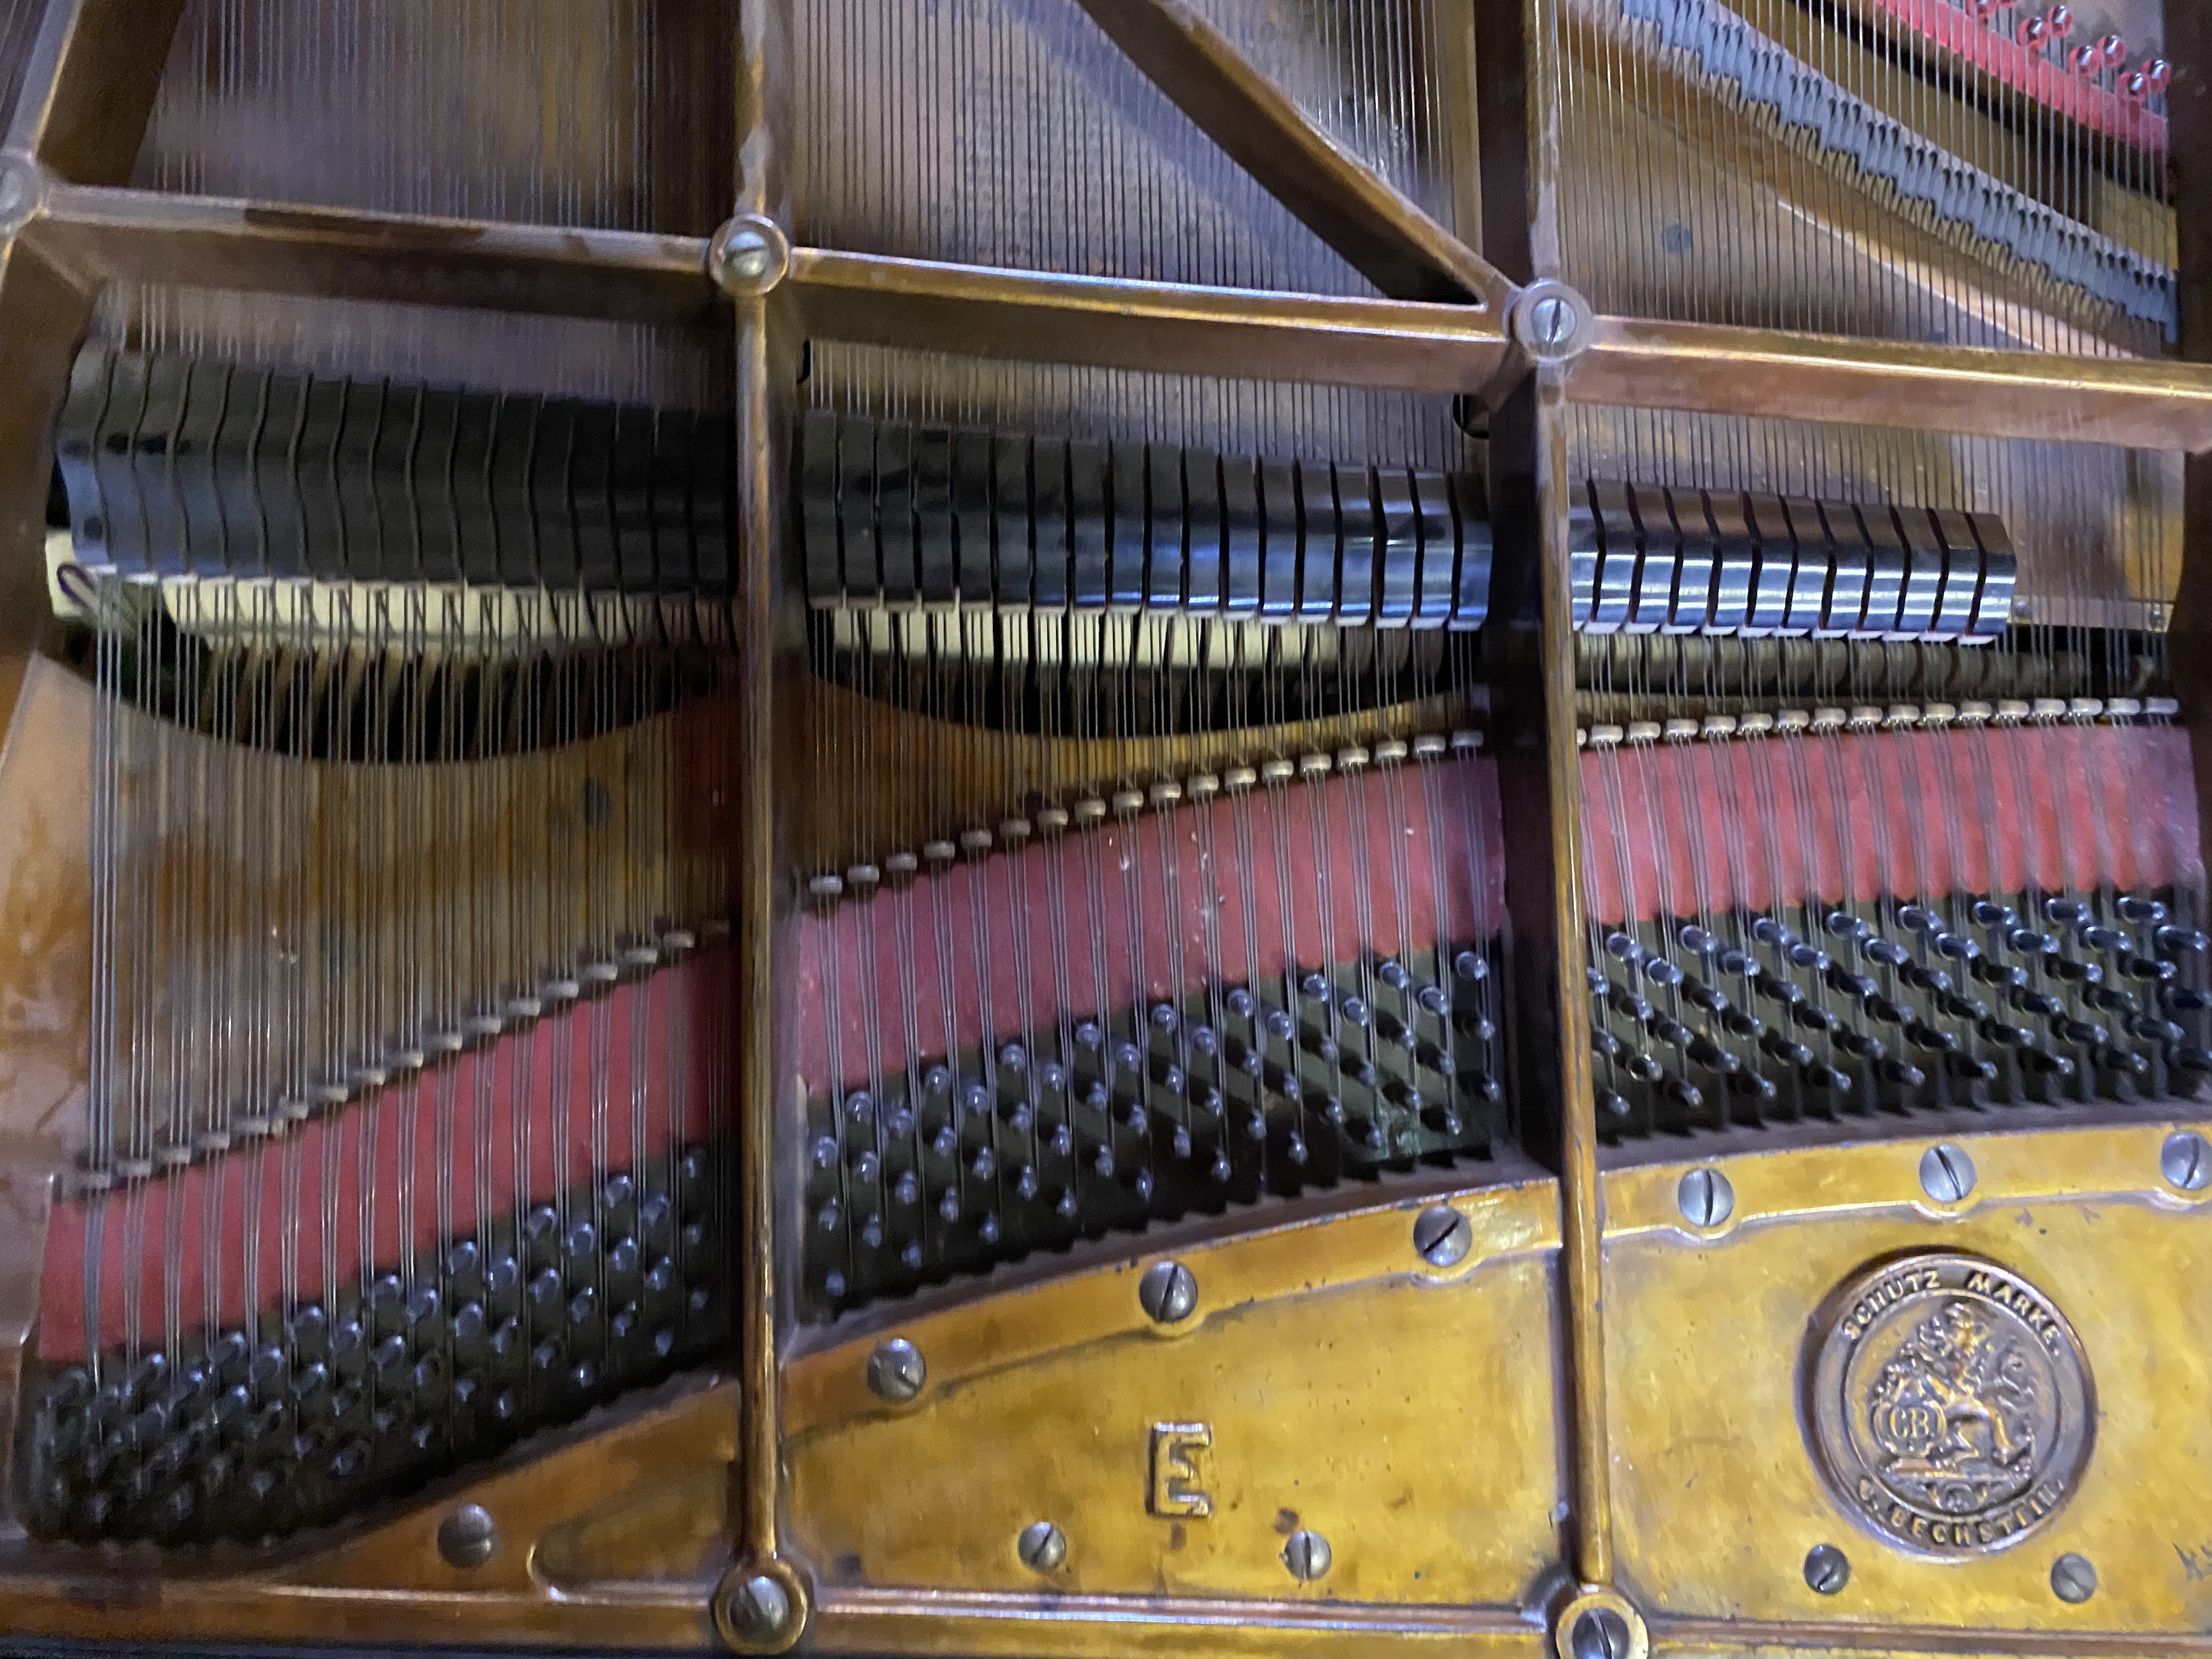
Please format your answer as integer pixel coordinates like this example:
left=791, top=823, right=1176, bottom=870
left=1678, top=1166, right=1734, bottom=1227
left=1529, top=295, right=1573, bottom=348
left=1138, top=1259, right=1198, bottom=1324
left=716, top=1571, right=795, bottom=1649
left=1804, top=1543, right=1850, bottom=1595
left=1414, top=1204, right=1472, bottom=1267
left=1569, top=1606, right=1632, bottom=1659
left=2051, top=1553, right=2097, bottom=1604
left=1282, top=1528, right=1332, bottom=1581
left=722, top=227, right=775, bottom=283
left=866, top=1337, right=925, bottom=1402
left=1920, top=1143, right=1976, bottom=1204
left=1017, top=1520, right=1067, bottom=1572
left=2162, top=1131, right=2210, bottom=1192
left=436, top=1503, right=497, bottom=1568
left=712, top=215, right=788, bottom=296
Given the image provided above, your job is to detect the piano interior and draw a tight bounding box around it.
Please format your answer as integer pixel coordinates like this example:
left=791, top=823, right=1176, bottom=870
left=0, top=0, right=2208, bottom=1650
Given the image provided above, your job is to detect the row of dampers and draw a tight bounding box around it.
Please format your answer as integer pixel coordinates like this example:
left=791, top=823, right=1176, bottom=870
left=1568, top=481, right=2017, bottom=641
left=24, top=1146, right=733, bottom=1545
left=1589, top=890, right=2210, bottom=1139
left=800, top=945, right=1503, bottom=1314
left=799, top=411, right=1493, bottom=626
left=57, top=347, right=734, bottom=591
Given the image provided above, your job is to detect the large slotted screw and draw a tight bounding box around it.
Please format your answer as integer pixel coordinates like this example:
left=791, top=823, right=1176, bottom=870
left=1017, top=1520, right=1068, bottom=1573
left=1138, top=1260, right=1199, bottom=1324
left=2162, top=1131, right=2210, bottom=1192
left=1920, top=1144, right=1976, bottom=1203
left=2051, top=1553, right=2098, bottom=1604
left=1678, top=1166, right=1734, bottom=1227
left=866, top=1337, right=925, bottom=1402
left=1414, top=1204, right=1472, bottom=1267
left=1281, top=1528, right=1332, bottom=1582
left=1569, top=1607, right=1632, bottom=1659
left=1804, top=1543, right=1850, bottom=1595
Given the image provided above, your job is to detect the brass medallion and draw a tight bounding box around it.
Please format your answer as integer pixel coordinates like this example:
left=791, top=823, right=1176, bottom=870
left=1808, top=1252, right=2094, bottom=1557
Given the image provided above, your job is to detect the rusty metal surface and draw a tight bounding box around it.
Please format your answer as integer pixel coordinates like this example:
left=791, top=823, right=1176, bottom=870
left=0, top=1377, right=737, bottom=1645
left=2, top=0, right=2212, bottom=1647
left=782, top=1176, right=1564, bottom=1606
left=1604, top=1117, right=2212, bottom=1636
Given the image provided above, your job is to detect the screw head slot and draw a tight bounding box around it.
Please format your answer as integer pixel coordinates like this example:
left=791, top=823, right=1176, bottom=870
left=1138, top=1259, right=1199, bottom=1325
left=1017, top=1520, right=1067, bottom=1572
left=2162, top=1131, right=2210, bottom=1192
left=1414, top=1204, right=1472, bottom=1267
left=2051, top=1552, right=2097, bottom=1604
left=1920, top=1143, right=1977, bottom=1204
left=1281, top=1527, right=1332, bottom=1581
left=710, top=214, right=791, bottom=296
left=436, top=1503, right=497, bottom=1568
left=1568, top=1607, right=1631, bottom=1659
left=1678, top=1166, right=1735, bottom=1228
left=866, top=1336, right=926, bottom=1402
left=1804, top=1542, right=1850, bottom=1595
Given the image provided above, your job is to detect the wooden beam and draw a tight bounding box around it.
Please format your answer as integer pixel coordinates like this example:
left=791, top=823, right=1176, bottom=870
left=1070, top=0, right=1514, bottom=312
left=5, top=0, right=187, bottom=184
left=32, top=185, right=721, bottom=325
left=784, top=247, right=1515, bottom=396
left=1567, top=315, right=2212, bottom=453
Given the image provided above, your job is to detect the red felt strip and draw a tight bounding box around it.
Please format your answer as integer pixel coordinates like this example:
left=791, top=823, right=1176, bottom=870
left=1579, top=726, right=2200, bottom=924
left=38, top=957, right=729, bottom=1361
left=794, top=757, right=1504, bottom=1091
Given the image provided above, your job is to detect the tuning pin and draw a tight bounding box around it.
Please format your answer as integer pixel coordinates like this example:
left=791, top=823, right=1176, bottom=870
left=1833, top=1029, right=1884, bottom=1063
left=2095, top=31, right=2126, bottom=65
left=2068, top=42, right=2100, bottom=74
left=1945, top=1052, right=2000, bottom=1084
left=2017, top=13, right=2047, bottom=46
left=1878, top=1058, right=1927, bottom=1090
left=2159, top=926, right=2210, bottom=957
left=2098, top=1045, right=2151, bottom=1079
left=1973, top=0, right=1996, bottom=16
left=2131, top=1014, right=2186, bottom=1046
left=2044, top=5, right=2074, bottom=39
left=1938, top=990, right=1990, bottom=1023
left=1760, top=1030, right=1813, bottom=1069
left=2123, top=68, right=2151, bottom=100
left=2146, top=57, right=2172, bottom=93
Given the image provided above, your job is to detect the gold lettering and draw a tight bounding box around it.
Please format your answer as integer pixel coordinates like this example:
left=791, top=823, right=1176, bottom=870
left=1148, top=1424, right=1215, bottom=1519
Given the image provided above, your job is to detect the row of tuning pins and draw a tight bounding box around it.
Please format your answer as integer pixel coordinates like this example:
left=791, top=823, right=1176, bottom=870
left=800, top=736, right=1504, bottom=1307
left=1584, top=704, right=2208, bottom=1133
left=808, top=940, right=1504, bottom=1306
left=1978, top=2, right=2171, bottom=98
left=35, top=1146, right=729, bottom=1543
left=1593, top=888, right=2209, bottom=1128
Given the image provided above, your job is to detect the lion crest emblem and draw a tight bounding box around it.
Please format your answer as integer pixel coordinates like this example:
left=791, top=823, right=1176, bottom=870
left=1864, top=1298, right=2041, bottom=1514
